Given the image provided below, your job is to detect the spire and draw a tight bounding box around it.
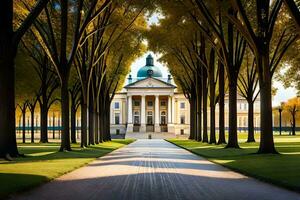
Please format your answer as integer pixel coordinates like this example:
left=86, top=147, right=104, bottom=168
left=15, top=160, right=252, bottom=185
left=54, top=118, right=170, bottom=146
left=146, top=54, right=154, bottom=66
left=128, top=74, right=132, bottom=84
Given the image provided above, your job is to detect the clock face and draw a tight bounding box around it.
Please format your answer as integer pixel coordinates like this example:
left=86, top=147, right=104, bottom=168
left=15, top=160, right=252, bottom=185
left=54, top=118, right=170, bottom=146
left=147, top=69, right=154, bottom=76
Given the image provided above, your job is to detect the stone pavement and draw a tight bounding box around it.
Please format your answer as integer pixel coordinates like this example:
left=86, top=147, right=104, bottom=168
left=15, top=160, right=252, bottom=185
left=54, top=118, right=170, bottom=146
left=11, top=139, right=300, bottom=200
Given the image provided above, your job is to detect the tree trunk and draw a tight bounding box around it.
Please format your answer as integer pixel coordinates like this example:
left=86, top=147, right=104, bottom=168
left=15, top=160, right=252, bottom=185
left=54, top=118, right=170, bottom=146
left=71, top=99, right=76, bottom=143
left=22, top=111, right=26, bottom=144
left=31, top=109, right=35, bottom=143
left=103, top=95, right=111, bottom=142
left=60, top=77, right=71, bottom=151
left=189, top=93, right=196, bottom=140
left=292, top=113, right=296, bottom=135
left=52, top=112, right=55, bottom=139
left=209, top=104, right=216, bottom=144
left=247, top=101, right=255, bottom=142
left=196, top=75, right=202, bottom=142
left=226, top=80, right=240, bottom=148
left=40, top=103, right=48, bottom=143
left=279, top=110, right=282, bottom=135
left=0, top=10, right=19, bottom=157
left=218, top=62, right=226, bottom=144
left=257, top=54, right=277, bottom=153
left=95, top=111, right=99, bottom=144
left=88, top=97, right=95, bottom=145
left=202, top=69, right=208, bottom=143
left=99, top=97, right=104, bottom=143
left=81, top=99, right=88, bottom=147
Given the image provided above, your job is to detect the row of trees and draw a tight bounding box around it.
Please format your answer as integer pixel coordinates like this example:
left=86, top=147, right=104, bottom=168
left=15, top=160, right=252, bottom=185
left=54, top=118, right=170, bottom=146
left=274, top=97, right=300, bottom=135
left=0, top=0, right=299, bottom=158
left=147, top=0, right=300, bottom=153
left=0, top=0, right=147, bottom=159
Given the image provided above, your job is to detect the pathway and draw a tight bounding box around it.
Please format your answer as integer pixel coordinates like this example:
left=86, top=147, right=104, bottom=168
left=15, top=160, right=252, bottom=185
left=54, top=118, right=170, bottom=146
left=11, top=139, right=300, bottom=200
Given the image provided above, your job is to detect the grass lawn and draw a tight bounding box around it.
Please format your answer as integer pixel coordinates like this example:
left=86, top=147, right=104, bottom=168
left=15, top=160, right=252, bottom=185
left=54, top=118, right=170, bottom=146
left=0, top=139, right=135, bottom=199
left=168, top=133, right=300, bottom=192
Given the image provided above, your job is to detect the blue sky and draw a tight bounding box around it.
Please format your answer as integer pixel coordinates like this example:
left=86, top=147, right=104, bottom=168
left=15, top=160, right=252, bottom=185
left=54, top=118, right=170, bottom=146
left=127, top=13, right=297, bottom=107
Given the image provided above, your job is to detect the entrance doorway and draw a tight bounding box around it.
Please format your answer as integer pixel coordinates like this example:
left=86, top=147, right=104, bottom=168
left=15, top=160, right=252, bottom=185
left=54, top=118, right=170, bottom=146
left=146, top=111, right=154, bottom=132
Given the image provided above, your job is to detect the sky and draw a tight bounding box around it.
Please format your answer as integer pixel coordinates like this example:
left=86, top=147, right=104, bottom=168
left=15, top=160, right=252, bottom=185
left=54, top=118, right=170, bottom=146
left=126, top=13, right=298, bottom=107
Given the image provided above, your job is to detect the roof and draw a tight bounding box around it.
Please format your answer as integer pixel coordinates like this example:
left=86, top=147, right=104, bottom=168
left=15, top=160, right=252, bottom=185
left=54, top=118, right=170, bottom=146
left=124, top=77, right=176, bottom=89
left=137, top=54, right=162, bottom=79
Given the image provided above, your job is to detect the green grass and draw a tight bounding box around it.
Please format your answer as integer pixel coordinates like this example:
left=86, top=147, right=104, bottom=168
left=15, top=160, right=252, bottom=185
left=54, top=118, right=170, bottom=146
left=0, top=139, right=135, bottom=199
left=168, top=133, right=300, bottom=192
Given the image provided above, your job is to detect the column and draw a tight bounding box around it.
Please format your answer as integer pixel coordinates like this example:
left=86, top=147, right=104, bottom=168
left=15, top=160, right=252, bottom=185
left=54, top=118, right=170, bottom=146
left=168, top=96, right=172, bottom=123
left=126, top=95, right=133, bottom=133
left=155, top=95, right=160, bottom=132
left=172, top=96, right=175, bottom=124
left=168, top=95, right=175, bottom=133
left=140, top=95, right=146, bottom=132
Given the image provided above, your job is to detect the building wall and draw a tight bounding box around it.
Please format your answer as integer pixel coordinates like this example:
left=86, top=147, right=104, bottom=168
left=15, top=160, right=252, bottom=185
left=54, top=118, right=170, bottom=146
left=110, top=92, right=261, bottom=135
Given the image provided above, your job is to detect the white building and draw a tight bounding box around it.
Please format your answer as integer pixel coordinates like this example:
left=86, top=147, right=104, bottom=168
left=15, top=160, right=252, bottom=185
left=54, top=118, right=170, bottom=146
left=110, top=54, right=190, bottom=135
left=110, top=54, right=261, bottom=135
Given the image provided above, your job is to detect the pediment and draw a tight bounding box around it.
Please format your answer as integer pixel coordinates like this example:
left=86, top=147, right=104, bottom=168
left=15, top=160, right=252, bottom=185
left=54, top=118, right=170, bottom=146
left=125, top=77, right=176, bottom=89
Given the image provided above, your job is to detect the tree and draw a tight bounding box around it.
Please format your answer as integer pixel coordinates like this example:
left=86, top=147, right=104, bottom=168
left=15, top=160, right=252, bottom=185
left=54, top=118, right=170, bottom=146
left=0, top=0, right=49, bottom=158
left=188, top=0, right=247, bottom=148
left=238, top=50, right=259, bottom=142
left=31, top=0, right=113, bottom=151
left=284, top=97, right=300, bottom=135
left=69, top=77, right=81, bottom=144
left=229, top=0, right=298, bottom=153
left=284, top=0, right=300, bottom=31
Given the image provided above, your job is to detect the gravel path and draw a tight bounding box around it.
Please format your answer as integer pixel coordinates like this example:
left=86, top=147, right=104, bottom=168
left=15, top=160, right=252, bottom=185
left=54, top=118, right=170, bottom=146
left=11, top=139, right=300, bottom=200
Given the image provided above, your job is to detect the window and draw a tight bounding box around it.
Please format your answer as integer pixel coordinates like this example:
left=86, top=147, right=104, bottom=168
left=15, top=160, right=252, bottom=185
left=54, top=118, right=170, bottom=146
left=180, top=115, right=185, bottom=124
left=161, top=111, right=166, bottom=125
left=115, top=113, right=120, bottom=124
left=114, top=102, right=120, bottom=109
left=147, top=111, right=153, bottom=124
left=134, top=100, right=140, bottom=107
left=148, top=101, right=153, bottom=107
left=160, top=101, right=166, bottom=106
left=180, top=129, right=184, bottom=135
left=180, top=102, right=185, bottom=109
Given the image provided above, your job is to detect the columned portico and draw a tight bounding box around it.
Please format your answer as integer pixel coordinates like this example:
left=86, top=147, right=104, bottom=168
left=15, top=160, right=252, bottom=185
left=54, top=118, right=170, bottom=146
left=116, top=54, right=190, bottom=135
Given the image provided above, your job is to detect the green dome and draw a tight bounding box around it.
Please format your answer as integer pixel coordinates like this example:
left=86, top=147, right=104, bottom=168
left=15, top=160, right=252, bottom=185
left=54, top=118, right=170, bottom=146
left=137, top=54, right=162, bottom=79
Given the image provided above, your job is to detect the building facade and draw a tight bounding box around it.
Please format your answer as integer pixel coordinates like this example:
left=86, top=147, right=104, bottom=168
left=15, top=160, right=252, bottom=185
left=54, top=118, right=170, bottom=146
left=110, top=54, right=190, bottom=135
left=110, top=54, right=261, bottom=135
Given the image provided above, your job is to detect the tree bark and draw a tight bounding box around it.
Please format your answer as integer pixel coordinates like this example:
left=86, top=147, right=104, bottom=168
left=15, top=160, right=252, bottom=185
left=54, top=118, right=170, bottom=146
left=218, top=62, right=226, bottom=144
left=71, top=99, right=77, bottom=143
left=40, top=102, right=48, bottom=143
left=196, top=75, right=202, bottom=142
left=202, top=68, right=208, bottom=143
left=226, top=81, right=240, bottom=148
left=247, top=101, right=255, bottom=142
left=81, top=99, right=88, bottom=147
left=60, top=77, right=71, bottom=151
left=31, top=108, right=35, bottom=143
left=257, top=53, right=277, bottom=153
left=292, top=113, right=296, bottom=135
left=0, top=22, right=18, bottom=157
left=279, top=110, right=282, bottom=135
left=88, top=96, right=95, bottom=145
left=189, top=92, right=196, bottom=140
left=22, top=111, right=26, bottom=144
left=52, top=112, right=55, bottom=139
